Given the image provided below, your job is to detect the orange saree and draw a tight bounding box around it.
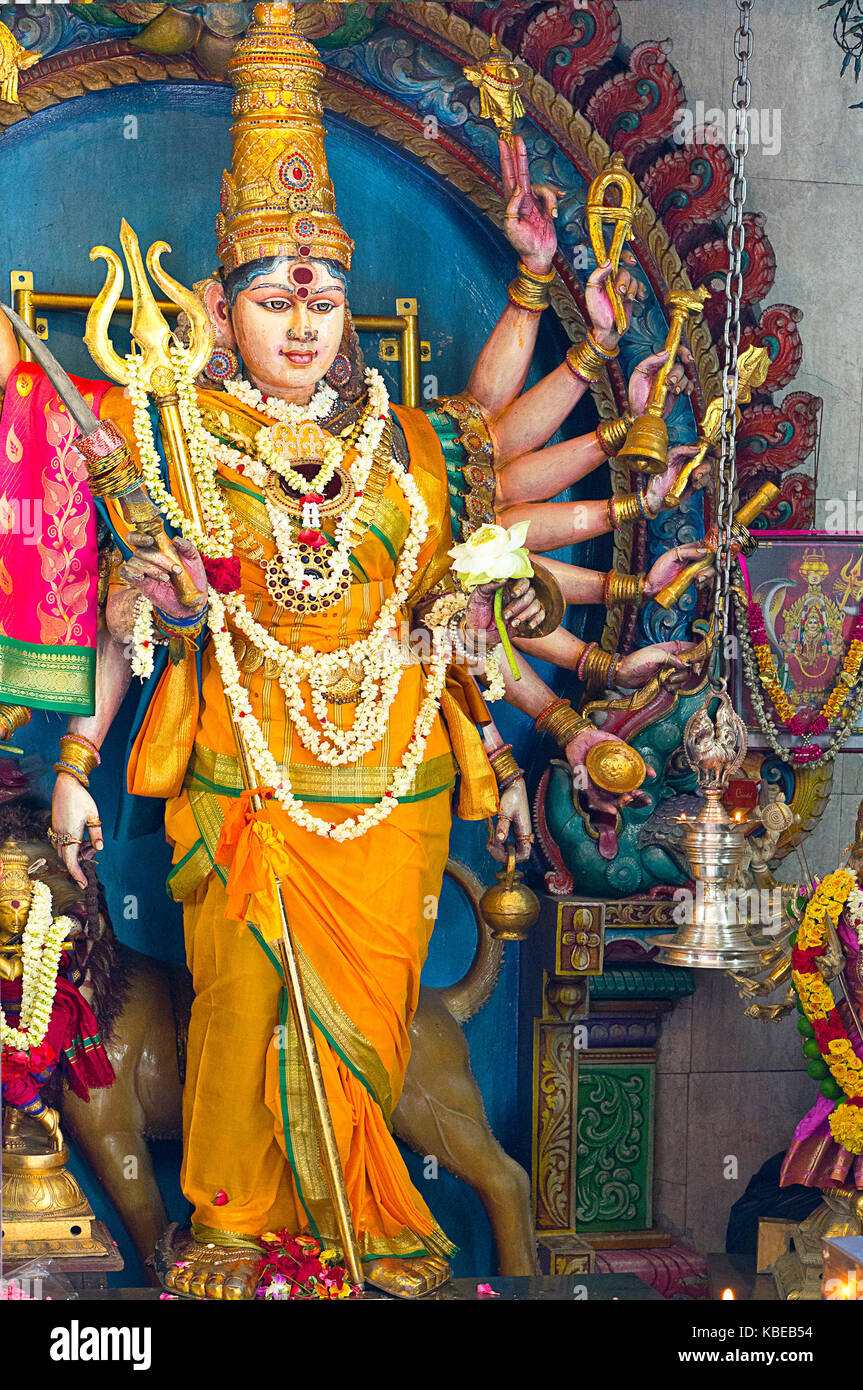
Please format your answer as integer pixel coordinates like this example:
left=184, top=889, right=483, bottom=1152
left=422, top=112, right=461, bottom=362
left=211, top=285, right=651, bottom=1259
left=106, top=388, right=496, bottom=1259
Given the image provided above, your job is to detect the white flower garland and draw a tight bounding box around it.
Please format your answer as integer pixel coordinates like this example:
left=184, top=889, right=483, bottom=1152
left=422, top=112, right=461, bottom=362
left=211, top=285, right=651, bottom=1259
left=125, top=349, right=459, bottom=838
left=224, top=374, right=337, bottom=427
left=208, top=591, right=449, bottom=841
left=131, top=593, right=156, bottom=681
left=484, top=647, right=506, bottom=703
left=846, top=881, right=863, bottom=950
left=0, top=881, right=76, bottom=1053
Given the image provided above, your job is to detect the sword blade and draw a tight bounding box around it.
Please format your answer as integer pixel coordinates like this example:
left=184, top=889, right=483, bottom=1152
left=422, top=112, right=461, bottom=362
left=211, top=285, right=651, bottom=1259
left=1, top=302, right=99, bottom=436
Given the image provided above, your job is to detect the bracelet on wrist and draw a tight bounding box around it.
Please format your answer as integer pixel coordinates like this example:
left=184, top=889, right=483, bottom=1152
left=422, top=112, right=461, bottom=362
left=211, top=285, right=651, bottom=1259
left=595, top=411, right=634, bottom=458
left=603, top=570, right=646, bottom=607
left=607, top=492, right=644, bottom=528
left=536, top=699, right=590, bottom=749
left=53, top=761, right=90, bottom=790
left=585, top=326, right=619, bottom=361
left=488, top=744, right=523, bottom=789
left=581, top=644, right=617, bottom=688
left=507, top=260, right=555, bottom=313
left=57, top=733, right=100, bottom=785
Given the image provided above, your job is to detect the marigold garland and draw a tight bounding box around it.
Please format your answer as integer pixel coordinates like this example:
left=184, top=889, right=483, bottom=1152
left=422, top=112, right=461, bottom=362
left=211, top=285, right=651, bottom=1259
left=790, top=869, right=863, bottom=1153
left=748, top=598, right=863, bottom=763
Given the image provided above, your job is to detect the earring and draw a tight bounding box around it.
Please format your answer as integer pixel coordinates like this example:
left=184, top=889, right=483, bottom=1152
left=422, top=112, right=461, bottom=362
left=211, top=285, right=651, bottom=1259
left=203, top=347, right=240, bottom=384
left=326, top=353, right=351, bottom=388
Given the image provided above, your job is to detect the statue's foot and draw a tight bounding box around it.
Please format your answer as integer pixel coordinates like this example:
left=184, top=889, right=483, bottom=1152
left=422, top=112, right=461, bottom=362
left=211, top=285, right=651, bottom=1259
left=364, top=1255, right=451, bottom=1299
left=159, top=1227, right=261, bottom=1301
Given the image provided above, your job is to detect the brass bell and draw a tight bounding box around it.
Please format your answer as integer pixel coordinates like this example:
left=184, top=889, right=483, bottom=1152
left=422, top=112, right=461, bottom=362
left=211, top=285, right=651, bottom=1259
left=480, top=848, right=540, bottom=941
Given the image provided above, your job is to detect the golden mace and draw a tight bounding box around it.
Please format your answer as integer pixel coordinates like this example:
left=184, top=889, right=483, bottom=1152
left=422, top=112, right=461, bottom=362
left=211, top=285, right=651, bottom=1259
left=84, top=223, right=365, bottom=1289
left=654, top=480, right=780, bottom=610
left=618, top=286, right=710, bottom=475
left=586, top=154, right=637, bottom=337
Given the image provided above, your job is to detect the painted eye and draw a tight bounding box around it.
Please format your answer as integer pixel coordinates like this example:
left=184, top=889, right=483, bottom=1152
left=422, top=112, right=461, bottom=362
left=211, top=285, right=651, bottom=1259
left=263, top=298, right=291, bottom=312
left=311, top=300, right=335, bottom=313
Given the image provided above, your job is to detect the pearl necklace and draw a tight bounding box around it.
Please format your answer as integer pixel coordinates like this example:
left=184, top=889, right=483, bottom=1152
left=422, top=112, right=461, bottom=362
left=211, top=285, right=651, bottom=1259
left=0, top=881, right=76, bottom=1053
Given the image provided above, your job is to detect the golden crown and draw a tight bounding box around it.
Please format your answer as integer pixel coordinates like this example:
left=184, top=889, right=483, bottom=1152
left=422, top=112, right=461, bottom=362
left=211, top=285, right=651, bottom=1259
left=0, top=838, right=33, bottom=898
left=214, top=2, right=353, bottom=274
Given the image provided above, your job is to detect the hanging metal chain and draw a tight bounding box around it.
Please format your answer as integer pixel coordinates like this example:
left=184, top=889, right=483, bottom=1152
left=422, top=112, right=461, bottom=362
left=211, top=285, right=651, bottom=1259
left=713, top=0, right=753, bottom=678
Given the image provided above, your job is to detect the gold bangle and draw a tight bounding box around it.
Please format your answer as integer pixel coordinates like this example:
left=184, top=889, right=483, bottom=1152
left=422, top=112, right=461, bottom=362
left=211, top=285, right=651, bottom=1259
left=582, top=645, right=615, bottom=687
left=605, top=571, right=645, bottom=607
left=507, top=263, right=554, bottom=312
left=53, top=761, right=90, bottom=790
left=0, top=704, right=31, bottom=739
left=565, top=339, right=607, bottom=384
left=596, top=412, right=634, bottom=457
left=537, top=700, right=590, bottom=748
left=609, top=492, right=643, bottom=526
left=519, top=260, right=556, bottom=284
left=488, top=746, right=523, bottom=787
left=58, top=736, right=99, bottom=780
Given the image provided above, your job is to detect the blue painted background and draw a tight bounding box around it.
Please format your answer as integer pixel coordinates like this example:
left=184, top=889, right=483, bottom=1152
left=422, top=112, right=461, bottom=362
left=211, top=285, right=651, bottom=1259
left=1, top=81, right=604, bottom=1282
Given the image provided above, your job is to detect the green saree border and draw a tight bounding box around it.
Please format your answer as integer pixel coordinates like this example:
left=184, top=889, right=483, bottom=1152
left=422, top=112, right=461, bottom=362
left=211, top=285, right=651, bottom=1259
left=0, top=632, right=95, bottom=713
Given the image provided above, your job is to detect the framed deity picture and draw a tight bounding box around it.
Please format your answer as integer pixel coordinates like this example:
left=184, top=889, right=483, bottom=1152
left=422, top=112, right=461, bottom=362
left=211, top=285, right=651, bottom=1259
left=735, top=532, right=863, bottom=752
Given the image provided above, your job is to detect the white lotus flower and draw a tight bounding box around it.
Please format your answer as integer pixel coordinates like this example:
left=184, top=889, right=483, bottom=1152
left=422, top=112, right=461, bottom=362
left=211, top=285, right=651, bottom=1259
left=448, top=521, right=533, bottom=588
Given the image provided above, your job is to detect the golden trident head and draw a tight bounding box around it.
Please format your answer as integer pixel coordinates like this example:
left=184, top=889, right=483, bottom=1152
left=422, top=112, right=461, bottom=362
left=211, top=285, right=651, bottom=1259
left=84, top=219, right=213, bottom=397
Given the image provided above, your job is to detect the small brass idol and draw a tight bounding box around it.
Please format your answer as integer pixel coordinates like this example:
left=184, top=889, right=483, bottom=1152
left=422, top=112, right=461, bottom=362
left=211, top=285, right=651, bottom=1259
left=480, top=849, right=540, bottom=941
left=0, top=841, right=110, bottom=1261
left=585, top=740, right=646, bottom=795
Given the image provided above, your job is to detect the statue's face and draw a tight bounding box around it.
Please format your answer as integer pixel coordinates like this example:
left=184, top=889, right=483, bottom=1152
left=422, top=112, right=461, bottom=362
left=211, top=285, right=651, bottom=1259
left=0, top=889, right=30, bottom=938
left=205, top=259, right=346, bottom=403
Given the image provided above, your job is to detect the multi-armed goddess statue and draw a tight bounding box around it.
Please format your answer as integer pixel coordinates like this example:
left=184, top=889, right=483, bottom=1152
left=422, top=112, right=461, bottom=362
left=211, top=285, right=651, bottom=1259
left=0, top=3, right=708, bottom=1298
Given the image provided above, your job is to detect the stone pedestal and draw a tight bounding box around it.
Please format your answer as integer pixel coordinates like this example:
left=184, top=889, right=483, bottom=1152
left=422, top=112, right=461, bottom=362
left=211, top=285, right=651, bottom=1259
left=522, top=893, right=706, bottom=1294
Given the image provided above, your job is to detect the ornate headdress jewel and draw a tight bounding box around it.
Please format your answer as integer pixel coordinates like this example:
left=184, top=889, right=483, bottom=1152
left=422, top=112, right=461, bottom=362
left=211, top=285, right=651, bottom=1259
left=215, top=2, right=354, bottom=274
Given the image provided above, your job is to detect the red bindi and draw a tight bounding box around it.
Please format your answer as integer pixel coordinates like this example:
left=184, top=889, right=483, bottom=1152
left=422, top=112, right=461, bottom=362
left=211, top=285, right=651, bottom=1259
left=292, top=266, right=314, bottom=284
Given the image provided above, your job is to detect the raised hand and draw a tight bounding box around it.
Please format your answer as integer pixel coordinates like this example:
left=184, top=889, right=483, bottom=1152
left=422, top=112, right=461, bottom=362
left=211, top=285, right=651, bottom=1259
left=585, top=257, right=644, bottom=353
left=628, top=347, right=694, bottom=419
left=117, top=533, right=208, bottom=619
left=500, top=135, right=560, bottom=273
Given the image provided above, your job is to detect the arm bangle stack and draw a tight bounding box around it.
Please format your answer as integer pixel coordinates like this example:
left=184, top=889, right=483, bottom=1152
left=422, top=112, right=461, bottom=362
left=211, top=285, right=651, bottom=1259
left=55, top=731, right=101, bottom=789
left=488, top=743, right=523, bottom=792
left=565, top=338, right=610, bottom=385
left=607, top=492, right=645, bottom=528
left=508, top=260, right=556, bottom=313
left=595, top=412, right=634, bottom=458
left=603, top=570, right=645, bottom=607
left=536, top=698, right=591, bottom=749
left=581, top=644, right=616, bottom=688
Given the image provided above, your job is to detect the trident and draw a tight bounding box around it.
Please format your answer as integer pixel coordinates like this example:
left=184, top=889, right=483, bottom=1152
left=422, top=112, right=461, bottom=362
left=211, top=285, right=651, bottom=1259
left=83, top=222, right=365, bottom=1289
